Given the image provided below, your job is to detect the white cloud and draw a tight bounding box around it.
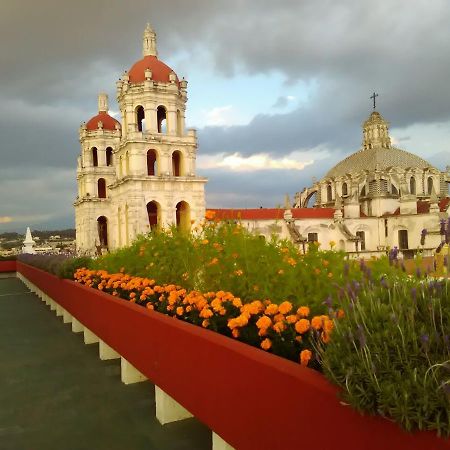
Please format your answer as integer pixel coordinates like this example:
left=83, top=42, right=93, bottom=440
left=198, top=149, right=329, bottom=172
left=0, top=217, right=13, bottom=224
left=203, top=105, right=250, bottom=127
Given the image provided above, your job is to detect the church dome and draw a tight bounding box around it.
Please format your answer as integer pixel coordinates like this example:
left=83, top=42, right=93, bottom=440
left=325, top=146, right=434, bottom=178
left=85, top=94, right=120, bottom=131
left=325, top=109, right=436, bottom=178
left=86, top=112, right=120, bottom=131
left=128, top=55, right=178, bottom=84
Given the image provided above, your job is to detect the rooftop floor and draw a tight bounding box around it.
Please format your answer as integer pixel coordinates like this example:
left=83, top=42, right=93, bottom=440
left=0, top=276, right=211, bottom=450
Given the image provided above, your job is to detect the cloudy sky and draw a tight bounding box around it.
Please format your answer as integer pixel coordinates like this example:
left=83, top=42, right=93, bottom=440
left=2, top=0, right=450, bottom=231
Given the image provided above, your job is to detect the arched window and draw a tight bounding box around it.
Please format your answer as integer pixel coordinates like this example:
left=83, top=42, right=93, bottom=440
left=136, top=106, right=145, bottom=132
left=157, top=106, right=167, bottom=133
left=147, top=150, right=157, bottom=176
left=356, top=231, right=366, bottom=251
left=92, top=147, right=98, bottom=167
left=172, top=151, right=182, bottom=176
left=176, top=109, right=182, bottom=136
left=176, top=201, right=190, bottom=232
left=327, top=184, right=332, bottom=202
left=427, top=176, right=434, bottom=195
left=106, top=147, right=113, bottom=166
left=97, top=216, right=108, bottom=248
left=97, top=178, right=106, bottom=198
left=410, top=177, right=416, bottom=195
left=147, top=201, right=160, bottom=230
left=361, top=186, right=366, bottom=196
left=342, top=182, right=348, bottom=196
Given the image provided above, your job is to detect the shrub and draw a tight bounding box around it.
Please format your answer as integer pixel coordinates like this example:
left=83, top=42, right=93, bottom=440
left=18, top=254, right=93, bottom=278
left=320, top=277, right=450, bottom=436
left=91, top=221, right=406, bottom=313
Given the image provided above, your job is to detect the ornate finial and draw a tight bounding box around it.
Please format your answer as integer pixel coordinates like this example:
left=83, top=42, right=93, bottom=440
left=98, top=93, right=108, bottom=113
left=362, top=108, right=391, bottom=150
left=143, top=23, right=157, bottom=57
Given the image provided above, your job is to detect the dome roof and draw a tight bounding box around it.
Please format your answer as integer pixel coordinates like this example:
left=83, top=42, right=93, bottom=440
left=128, top=55, right=178, bottom=84
left=86, top=112, right=120, bottom=131
left=325, top=146, right=435, bottom=179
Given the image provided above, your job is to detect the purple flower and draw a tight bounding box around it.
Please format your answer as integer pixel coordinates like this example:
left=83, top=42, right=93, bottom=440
left=323, top=295, right=333, bottom=308
left=343, top=263, right=349, bottom=277
left=415, top=267, right=422, bottom=278
left=410, top=287, right=417, bottom=303
left=357, top=324, right=367, bottom=348
left=380, top=276, right=389, bottom=289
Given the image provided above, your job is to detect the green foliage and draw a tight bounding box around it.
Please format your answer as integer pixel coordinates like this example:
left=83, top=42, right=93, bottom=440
left=91, top=221, right=405, bottom=312
left=56, top=256, right=93, bottom=279
left=321, top=277, right=450, bottom=437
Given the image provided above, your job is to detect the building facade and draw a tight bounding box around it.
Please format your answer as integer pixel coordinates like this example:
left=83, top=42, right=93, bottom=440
left=213, top=110, right=450, bottom=257
left=75, top=25, right=207, bottom=254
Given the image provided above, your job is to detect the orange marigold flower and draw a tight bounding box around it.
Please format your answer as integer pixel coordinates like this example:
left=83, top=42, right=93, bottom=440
left=176, top=306, right=184, bottom=316
left=314, top=268, right=321, bottom=275
left=328, top=272, right=333, bottom=278
left=297, top=306, right=310, bottom=318
left=274, top=313, right=285, bottom=323
left=202, top=319, right=209, bottom=328
left=258, top=328, right=268, bottom=337
left=234, top=269, right=243, bottom=276
left=311, top=316, right=323, bottom=330
left=199, top=308, right=213, bottom=319
left=286, top=314, right=298, bottom=324
left=321, top=332, right=331, bottom=344
left=231, top=328, right=240, bottom=338
left=278, top=301, right=293, bottom=315
left=202, top=239, right=209, bottom=245
left=322, top=259, right=329, bottom=267
left=265, top=303, right=279, bottom=315
left=337, top=309, right=345, bottom=319
left=324, top=319, right=334, bottom=333
left=300, top=349, right=312, bottom=366
left=273, top=321, right=286, bottom=333
left=295, top=335, right=303, bottom=343
left=146, top=303, right=154, bottom=310
left=295, top=318, right=310, bottom=334
left=232, top=252, right=239, bottom=259
left=256, top=315, right=272, bottom=330
left=232, top=298, right=243, bottom=308
left=260, top=338, right=272, bottom=351
left=129, top=292, right=136, bottom=299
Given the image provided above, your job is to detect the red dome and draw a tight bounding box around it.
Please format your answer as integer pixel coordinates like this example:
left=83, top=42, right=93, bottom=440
left=86, top=112, right=120, bottom=131
left=128, top=55, right=178, bottom=84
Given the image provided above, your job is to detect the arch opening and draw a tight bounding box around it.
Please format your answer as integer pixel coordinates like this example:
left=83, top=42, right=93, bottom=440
left=136, top=106, right=145, bottom=132
left=157, top=106, right=167, bottom=133
left=147, top=201, right=160, bottom=230
left=427, top=176, right=434, bottom=195
left=410, top=177, right=416, bottom=195
left=97, top=178, right=106, bottom=198
left=97, top=216, right=108, bottom=248
left=147, top=149, right=157, bottom=176
left=342, top=182, right=348, bottom=196
left=176, top=201, right=190, bottom=233
left=106, top=147, right=113, bottom=166
left=326, top=184, right=332, bottom=202
left=172, top=151, right=182, bottom=176
left=92, top=147, right=98, bottom=167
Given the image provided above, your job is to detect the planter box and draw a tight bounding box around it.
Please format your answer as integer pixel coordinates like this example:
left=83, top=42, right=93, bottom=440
left=17, top=262, right=450, bottom=450
left=0, top=260, right=16, bottom=273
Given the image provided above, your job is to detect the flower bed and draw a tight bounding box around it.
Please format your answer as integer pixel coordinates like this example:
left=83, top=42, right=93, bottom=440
left=74, top=268, right=338, bottom=367
left=16, top=262, right=450, bottom=450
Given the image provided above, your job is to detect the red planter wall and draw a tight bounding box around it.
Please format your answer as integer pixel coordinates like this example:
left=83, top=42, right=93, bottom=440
left=0, top=260, right=16, bottom=273
left=17, top=262, right=450, bottom=450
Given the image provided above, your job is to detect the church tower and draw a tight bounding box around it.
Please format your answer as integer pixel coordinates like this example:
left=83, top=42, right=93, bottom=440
left=75, top=24, right=207, bottom=254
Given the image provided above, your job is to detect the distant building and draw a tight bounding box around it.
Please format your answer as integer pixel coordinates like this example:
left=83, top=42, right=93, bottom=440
left=22, top=227, right=36, bottom=254
left=75, top=24, right=207, bottom=254
left=212, top=109, right=449, bottom=257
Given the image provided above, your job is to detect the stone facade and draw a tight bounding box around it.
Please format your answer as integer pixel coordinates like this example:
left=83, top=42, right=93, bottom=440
left=75, top=25, right=207, bottom=254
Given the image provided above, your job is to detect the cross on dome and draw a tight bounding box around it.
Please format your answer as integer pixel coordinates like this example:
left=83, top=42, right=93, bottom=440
left=370, top=92, right=378, bottom=110
left=143, top=23, right=157, bottom=57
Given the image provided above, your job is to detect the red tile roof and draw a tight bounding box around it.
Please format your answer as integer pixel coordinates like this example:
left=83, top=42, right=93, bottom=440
left=128, top=55, right=178, bottom=84
left=86, top=112, right=120, bottom=131
left=209, top=208, right=335, bottom=221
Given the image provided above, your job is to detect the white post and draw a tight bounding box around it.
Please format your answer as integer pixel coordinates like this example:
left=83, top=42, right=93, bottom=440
left=83, top=327, right=99, bottom=344
left=120, top=357, right=147, bottom=384
left=63, top=310, right=72, bottom=323
left=99, top=340, right=120, bottom=360
left=49, top=299, right=56, bottom=311
left=212, top=433, right=236, bottom=450
left=56, top=304, right=63, bottom=317
left=72, top=318, right=84, bottom=333
left=155, top=386, right=193, bottom=425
